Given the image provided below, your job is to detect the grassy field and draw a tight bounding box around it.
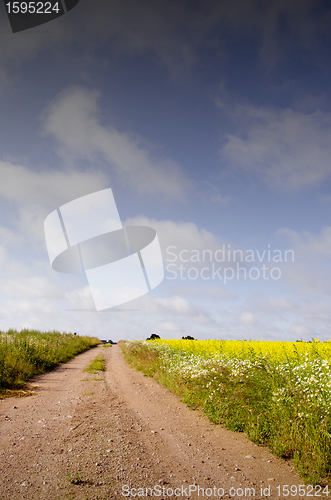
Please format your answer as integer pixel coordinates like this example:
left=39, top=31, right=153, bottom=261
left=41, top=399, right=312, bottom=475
left=122, top=339, right=331, bottom=484
left=0, top=329, right=100, bottom=391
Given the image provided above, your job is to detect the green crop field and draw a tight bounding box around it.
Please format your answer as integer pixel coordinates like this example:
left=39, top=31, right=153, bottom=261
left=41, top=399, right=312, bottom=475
left=122, top=338, right=331, bottom=484
left=0, top=329, right=100, bottom=391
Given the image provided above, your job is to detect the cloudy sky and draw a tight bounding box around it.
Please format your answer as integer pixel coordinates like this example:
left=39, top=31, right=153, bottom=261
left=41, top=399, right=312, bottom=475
left=1, top=0, right=331, bottom=341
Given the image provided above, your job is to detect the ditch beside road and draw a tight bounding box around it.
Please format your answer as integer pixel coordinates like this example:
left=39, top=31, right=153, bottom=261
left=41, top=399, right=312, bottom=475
left=0, top=344, right=306, bottom=499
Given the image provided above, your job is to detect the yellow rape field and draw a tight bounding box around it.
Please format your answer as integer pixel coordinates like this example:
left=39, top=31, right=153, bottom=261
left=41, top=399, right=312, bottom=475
left=155, top=338, right=331, bottom=364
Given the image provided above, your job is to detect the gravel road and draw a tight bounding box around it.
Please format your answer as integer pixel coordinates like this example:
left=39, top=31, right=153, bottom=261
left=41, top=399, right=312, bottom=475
left=0, top=344, right=307, bottom=499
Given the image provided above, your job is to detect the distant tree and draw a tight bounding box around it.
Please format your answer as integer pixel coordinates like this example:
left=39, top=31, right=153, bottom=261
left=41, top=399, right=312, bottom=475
left=182, top=335, right=195, bottom=340
left=146, top=333, right=161, bottom=341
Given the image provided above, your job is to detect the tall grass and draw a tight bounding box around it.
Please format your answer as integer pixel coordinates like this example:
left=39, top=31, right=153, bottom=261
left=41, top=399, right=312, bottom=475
left=122, top=339, right=331, bottom=484
left=0, top=329, right=100, bottom=390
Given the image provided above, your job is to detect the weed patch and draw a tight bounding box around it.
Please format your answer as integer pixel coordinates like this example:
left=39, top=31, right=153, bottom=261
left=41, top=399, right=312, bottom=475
left=84, top=355, right=106, bottom=373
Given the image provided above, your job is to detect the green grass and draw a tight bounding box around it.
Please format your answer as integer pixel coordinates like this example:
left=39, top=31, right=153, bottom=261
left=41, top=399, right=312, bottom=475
left=0, top=329, right=100, bottom=390
left=84, top=355, right=106, bottom=373
left=122, top=340, right=331, bottom=485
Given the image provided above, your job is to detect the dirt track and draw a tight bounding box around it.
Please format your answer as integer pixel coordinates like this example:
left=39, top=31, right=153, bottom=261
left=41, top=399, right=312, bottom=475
left=0, top=345, right=306, bottom=499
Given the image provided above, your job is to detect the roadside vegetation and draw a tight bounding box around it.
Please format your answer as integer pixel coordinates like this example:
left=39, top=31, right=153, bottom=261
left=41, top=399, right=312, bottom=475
left=0, top=329, right=100, bottom=391
left=122, top=338, right=331, bottom=484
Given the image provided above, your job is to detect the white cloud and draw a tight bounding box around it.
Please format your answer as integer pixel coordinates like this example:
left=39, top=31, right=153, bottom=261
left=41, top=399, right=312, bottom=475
left=0, top=245, right=8, bottom=267
left=0, top=298, right=76, bottom=332
left=274, top=226, right=331, bottom=294
left=226, top=288, right=331, bottom=341
left=266, top=296, right=296, bottom=311
left=124, top=215, right=236, bottom=268
left=0, top=276, right=62, bottom=299
left=0, top=160, right=107, bottom=208
left=277, top=226, right=331, bottom=256
left=150, top=296, right=195, bottom=315
left=239, top=312, right=256, bottom=325
left=221, top=105, right=331, bottom=191
left=123, top=293, right=213, bottom=326
left=41, top=86, right=190, bottom=199
left=0, top=226, right=24, bottom=248
left=169, top=284, right=234, bottom=300
left=284, top=267, right=331, bottom=294
left=289, top=324, right=311, bottom=337
left=141, top=295, right=212, bottom=321
left=155, top=322, right=182, bottom=334
left=64, top=286, right=95, bottom=310
left=0, top=160, right=107, bottom=247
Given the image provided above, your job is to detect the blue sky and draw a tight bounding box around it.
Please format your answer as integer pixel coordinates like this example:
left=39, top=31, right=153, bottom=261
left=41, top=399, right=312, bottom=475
left=1, top=0, right=331, bottom=341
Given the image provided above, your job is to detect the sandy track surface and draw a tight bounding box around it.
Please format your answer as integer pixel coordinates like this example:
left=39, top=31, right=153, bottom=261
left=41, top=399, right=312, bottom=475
left=0, top=345, right=306, bottom=499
